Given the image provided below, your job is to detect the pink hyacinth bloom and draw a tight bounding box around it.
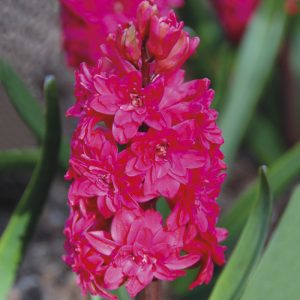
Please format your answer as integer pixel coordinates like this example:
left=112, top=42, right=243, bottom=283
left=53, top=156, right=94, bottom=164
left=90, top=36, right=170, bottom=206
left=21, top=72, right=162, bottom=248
left=64, top=1, right=227, bottom=298
left=67, top=61, right=107, bottom=118
left=125, top=120, right=205, bottom=198
left=86, top=208, right=200, bottom=297
left=60, top=0, right=184, bottom=67
left=89, top=70, right=167, bottom=144
left=64, top=209, right=117, bottom=299
left=211, top=0, right=260, bottom=43
left=66, top=117, right=151, bottom=218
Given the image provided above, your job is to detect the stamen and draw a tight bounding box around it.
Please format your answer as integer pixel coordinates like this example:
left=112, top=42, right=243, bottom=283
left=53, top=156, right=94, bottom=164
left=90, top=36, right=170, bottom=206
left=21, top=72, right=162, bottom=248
left=155, top=143, right=168, bottom=158
left=130, top=93, right=144, bottom=107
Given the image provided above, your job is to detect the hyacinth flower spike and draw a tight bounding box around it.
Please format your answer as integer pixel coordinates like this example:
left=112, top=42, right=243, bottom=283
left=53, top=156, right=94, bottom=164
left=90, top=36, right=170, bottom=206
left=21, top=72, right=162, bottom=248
left=64, top=1, right=227, bottom=299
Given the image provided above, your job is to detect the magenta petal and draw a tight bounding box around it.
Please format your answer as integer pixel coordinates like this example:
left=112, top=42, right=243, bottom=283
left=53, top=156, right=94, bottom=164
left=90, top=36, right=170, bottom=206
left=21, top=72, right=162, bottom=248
left=144, top=171, right=157, bottom=196
left=190, top=257, right=214, bottom=289
left=135, top=227, right=153, bottom=248
left=156, top=176, right=180, bottom=198
left=123, top=259, right=140, bottom=276
left=180, top=151, right=204, bottom=168
left=170, top=154, right=186, bottom=176
left=85, top=231, right=117, bottom=256
left=144, top=210, right=163, bottom=233
left=151, top=243, right=173, bottom=258
left=154, top=263, right=185, bottom=280
left=126, top=277, right=145, bottom=298
left=115, top=109, right=135, bottom=125
left=173, top=119, right=196, bottom=139
left=216, top=228, right=228, bottom=242
left=71, top=178, right=102, bottom=197
left=112, top=120, right=139, bottom=144
left=165, top=254, right=201, bottom=270
left=104, top=266, right=124, bottom=289
left=127, top=219, right=143, bottom=244
left=155, top=163, right=170, bottom=179
left=90, top=94, right=119, bottom=114
left=125, top=157, right=141, bottom=176
left=137, top=264, right=154, bottom=285
left=111, top=209, right=138, bottom=244
left=135, top=156, right=152, bottom=172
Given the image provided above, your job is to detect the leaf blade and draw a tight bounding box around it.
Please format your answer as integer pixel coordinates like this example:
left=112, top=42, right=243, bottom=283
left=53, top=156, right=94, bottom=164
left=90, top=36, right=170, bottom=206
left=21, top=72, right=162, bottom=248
left=209, top=166, right=272, bottom=300
left=219, top=0, right=287, bottom=167
left=0, top=76, right=61, bottom=299
left=0, top=59, right=45, bottom=141
left=0, top=59, right=69, bottom=171
left=240, top=185, right=300, bottom=300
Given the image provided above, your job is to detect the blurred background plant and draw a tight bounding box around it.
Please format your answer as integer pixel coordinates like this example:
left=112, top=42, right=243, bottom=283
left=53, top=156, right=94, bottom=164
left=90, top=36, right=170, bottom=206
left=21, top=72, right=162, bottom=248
left=0, top=0, right=300, bottom=299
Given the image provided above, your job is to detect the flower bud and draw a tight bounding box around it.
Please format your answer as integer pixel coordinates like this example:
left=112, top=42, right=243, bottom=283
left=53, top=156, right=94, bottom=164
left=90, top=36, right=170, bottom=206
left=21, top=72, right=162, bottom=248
left=116, top=23, right=142, bottom=65
left=155, top=31, right=200, bottom=73
left=147, top=11, right=184, bottom=59
left=137, top=0, right=159, bottom=39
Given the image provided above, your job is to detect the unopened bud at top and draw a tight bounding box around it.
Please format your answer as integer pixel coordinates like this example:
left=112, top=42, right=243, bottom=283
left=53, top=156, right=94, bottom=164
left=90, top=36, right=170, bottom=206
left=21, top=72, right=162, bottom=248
left=137, top=0, right=159, bottom=39
left=147, top=11, right=184, bottom=59
left=155, top=31, right=200, bottom=73
left=116, top=23, right=142, bottom=65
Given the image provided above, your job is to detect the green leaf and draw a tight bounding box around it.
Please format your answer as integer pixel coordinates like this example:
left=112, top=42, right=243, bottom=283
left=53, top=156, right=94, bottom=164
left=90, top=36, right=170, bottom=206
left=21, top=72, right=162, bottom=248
left=0, top=76, right=61, bottom=299
left=219, top=0, right=287, bottom=167
left=287, top=20, right=300, bottom=139
left=209, top=166, right=272, bottom=300
left=0, top=59, right=45, bottom=141
left=0, top=149, right=39, bottom=173
left=0, top=59, right=69, bottom=171
left=221, top=141, right=300, bottom=251
left=240, top=185, right=300, bottom=300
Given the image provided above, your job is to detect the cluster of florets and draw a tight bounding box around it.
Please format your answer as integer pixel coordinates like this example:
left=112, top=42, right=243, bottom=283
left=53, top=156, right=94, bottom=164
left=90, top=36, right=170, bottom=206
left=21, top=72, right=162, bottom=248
left=60, top=0, right=183, bottom=67
left=63, top=1, right=227, bottom=299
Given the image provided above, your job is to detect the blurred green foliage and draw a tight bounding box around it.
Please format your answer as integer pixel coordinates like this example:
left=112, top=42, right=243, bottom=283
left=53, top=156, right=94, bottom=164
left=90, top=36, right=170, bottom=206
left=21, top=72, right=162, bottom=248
left=0, top=76, right=61, bottom=299
left=0, top=59, right=69, bottom=171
